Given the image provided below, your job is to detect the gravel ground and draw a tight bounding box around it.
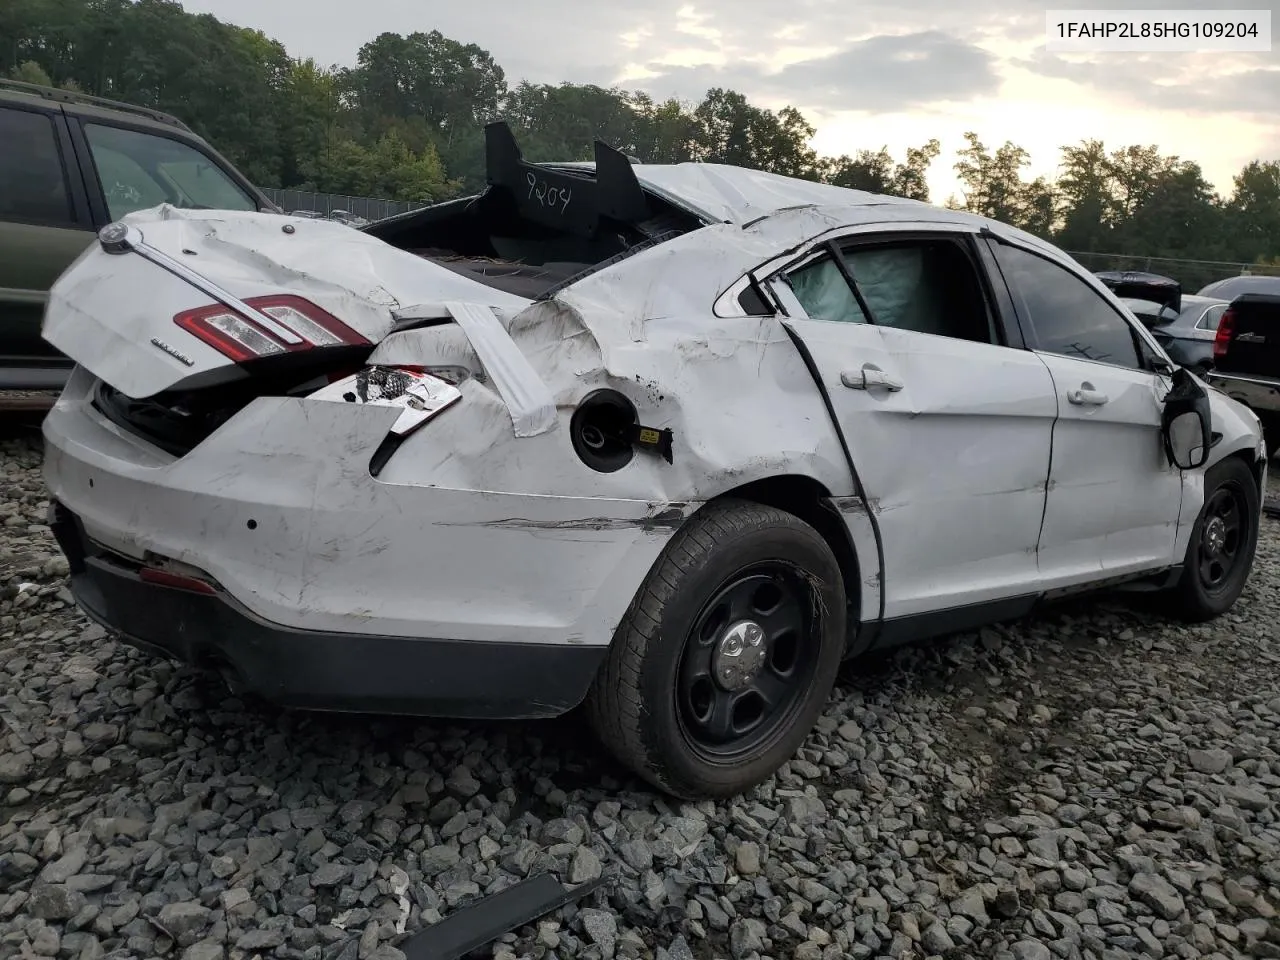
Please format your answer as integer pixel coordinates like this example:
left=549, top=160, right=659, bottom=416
left=2, top=428, right=1279, bottom=960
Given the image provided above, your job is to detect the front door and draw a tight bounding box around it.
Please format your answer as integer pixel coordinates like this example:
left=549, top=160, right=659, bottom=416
left=987, top=239, right=1184, bottom=584
left=763, top=231, right=1058, bottom=620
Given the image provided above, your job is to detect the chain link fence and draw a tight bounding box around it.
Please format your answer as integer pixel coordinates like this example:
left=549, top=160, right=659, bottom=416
left=261, top=188, right=430, bottom=223
left=1067, top=251, right=1280, bottom=295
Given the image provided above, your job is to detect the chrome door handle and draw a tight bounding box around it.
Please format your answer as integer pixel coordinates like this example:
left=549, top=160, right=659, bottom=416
left=841, top=367, right=903, bottom=391
left=1068, top=386, right=1109, bottom=405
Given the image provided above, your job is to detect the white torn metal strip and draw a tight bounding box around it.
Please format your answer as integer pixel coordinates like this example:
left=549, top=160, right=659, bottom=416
left=443, top=300, right=557, bottom=437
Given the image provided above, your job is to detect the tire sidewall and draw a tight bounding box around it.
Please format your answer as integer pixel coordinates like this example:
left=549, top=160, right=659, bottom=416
left=635, top=512, right=846, bottom=797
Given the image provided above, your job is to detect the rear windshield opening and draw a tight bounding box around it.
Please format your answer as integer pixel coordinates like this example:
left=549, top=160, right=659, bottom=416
left=362, top=124, right=704, bottom=299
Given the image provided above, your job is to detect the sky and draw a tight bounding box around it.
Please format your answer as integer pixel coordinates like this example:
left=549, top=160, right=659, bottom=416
left=183, top=0, right=1279, bottom=204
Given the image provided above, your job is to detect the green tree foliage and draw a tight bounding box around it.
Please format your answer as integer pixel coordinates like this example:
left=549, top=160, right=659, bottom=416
left=3, top=0, right=1278, bottom=265
left=299, top=132, right=456, bottom=201
left=954, top=132, right=1046, bottom=229
left=1229, top=161, right=1280, bottom=265
left=824, top=140, right=941, bottom=200
left=9, top=60, right=54, bottom=85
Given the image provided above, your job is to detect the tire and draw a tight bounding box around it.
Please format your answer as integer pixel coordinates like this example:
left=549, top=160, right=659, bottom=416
left=1166, top=455, right=1260, bottom=622
left=585, top=498, right=846, bottom=799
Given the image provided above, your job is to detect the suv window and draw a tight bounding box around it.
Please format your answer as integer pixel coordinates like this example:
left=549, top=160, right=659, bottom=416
left=994, top=243, right=1142, bottom=369
left=0, top=107, right=73, bottom=226
left=84, top=123, right=257, bottom=220
left=786, top=238, right=997, bottom=344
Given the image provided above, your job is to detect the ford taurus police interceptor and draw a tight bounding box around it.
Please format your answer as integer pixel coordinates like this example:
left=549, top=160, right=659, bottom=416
left=40, top=124, right=1265, bottom=799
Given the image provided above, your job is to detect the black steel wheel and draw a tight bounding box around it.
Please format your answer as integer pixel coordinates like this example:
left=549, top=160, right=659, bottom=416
left=1166, top=455, right=1259, bottom=622
left=1198, top=485, right=1246, bottom=591
left=676, top=566, right=818, bottom=761
left=585, top=498, right=846, bottom=799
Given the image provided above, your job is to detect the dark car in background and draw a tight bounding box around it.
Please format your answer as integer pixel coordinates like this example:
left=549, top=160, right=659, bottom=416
left=1120, top=294, right=1230, bottom=375
left=1198, top=274, right=1280, bottom=300
left=0, top=79, right=277, bottom=390
left=1207, top=292, right=1280, bottom=458
left=1096, top=270, right=1233, bottom=375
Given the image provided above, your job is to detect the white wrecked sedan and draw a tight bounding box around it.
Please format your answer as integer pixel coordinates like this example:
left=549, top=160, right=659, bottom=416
left=41, top=123, right=1266, bottom=799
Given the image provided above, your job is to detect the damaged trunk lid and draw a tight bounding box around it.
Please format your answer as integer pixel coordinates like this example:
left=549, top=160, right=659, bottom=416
left=43, top=122, right=706, bottom=406
left=43, top=208, right=532, bottom=400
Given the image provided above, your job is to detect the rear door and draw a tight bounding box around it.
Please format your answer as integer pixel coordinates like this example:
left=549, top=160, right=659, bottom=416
left=0, top=103, right=95, bottom=371
left=986, top=238, right=1184, bottom=583
left=758, top=227, right=1058, bottom=621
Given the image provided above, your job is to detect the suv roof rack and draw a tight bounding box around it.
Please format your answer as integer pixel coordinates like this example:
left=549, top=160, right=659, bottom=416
left=0, top=78, right=190, bottom=130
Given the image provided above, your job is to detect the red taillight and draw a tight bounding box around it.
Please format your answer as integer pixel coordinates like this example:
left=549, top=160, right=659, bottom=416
left=139, top=566, right=217, bottom=595
left=1213, top=307, right=1236, bottom=361
left=173, top=294, right=369, bottom=362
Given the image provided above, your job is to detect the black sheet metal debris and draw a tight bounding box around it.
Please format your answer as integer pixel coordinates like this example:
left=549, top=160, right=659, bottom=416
left=400, top=873, right=612, bottom=960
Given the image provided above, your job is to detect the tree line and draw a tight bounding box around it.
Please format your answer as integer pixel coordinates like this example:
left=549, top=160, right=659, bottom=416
left=4, top=0, right=1277, bottom=269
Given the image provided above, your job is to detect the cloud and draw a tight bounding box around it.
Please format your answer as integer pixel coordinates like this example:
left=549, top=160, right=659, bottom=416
left=181, top=0, right=1278, bottom=196
left=614, top=30, right=1000, bottom=112
left=1019, top=48, right=1280, bottom=119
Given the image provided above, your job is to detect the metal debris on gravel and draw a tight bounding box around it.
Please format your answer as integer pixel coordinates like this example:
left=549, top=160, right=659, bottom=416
left=2, top=431, right=1279, bottom=960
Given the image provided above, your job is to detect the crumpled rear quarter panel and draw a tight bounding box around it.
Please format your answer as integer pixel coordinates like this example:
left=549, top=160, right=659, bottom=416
left=42, top=371, right=683, bottom=647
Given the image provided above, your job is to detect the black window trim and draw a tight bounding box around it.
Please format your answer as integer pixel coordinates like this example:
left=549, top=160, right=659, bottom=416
left=65, top=113, right=267, bottom=226
left=772, top=228, right=1027, bottom=351
left=0, top=101, right=92, bottom=230
left=980, top=234, right=1163, bottom=375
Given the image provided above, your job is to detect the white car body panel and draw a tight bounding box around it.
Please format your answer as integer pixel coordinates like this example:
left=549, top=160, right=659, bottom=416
left=1033, top=352, right=1184, bottom=583
left=39, top=161, right=1266, bottom=662
left=771, top=300, right=1059, bottom=619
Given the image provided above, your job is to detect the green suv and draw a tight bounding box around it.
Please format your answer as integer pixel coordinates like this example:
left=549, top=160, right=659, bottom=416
left=0, top=79, right=276, bottom=390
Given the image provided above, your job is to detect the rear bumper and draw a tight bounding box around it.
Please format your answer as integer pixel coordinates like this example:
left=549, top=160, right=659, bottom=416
left=50, top=501, right=605, bottom=719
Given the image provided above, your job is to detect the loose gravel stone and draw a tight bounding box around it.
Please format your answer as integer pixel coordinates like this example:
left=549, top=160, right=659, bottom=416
left=2, top=431, right=1279, bottom=960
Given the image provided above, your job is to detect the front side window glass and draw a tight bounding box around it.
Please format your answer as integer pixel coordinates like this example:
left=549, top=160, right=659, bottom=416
left=85, top=123, right=256, bottom=219
left=994, top=244, right=1142, bottom=369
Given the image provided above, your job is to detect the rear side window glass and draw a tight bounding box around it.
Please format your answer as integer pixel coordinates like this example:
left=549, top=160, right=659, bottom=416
left=786, top=238, right=998, bottom=345
left=842, top=244, right=989, bottom=340
left=788, top=256, right=869, bottom=324
left=84, top=123, right=256, bottom=219
left=1197, top=304, right=1227, bottom=330
left=0, top=108, right=73, bottom=225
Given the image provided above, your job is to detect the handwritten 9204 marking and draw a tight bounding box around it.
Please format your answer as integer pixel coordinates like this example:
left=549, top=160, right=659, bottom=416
left=527, top=172, right=572, bottom=213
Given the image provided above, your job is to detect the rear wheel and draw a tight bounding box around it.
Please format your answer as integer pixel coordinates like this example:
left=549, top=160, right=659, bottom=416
left=1165, top=456, right=1260, bottom=622
left=585, top=499, right=846, bottom=799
